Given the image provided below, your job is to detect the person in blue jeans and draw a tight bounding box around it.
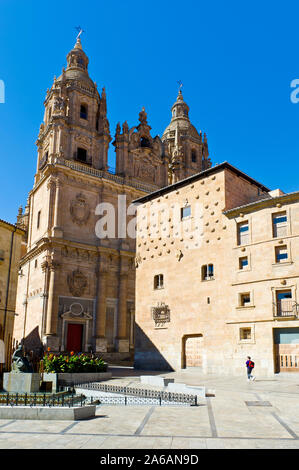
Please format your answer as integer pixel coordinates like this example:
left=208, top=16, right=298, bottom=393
left=246, top=356, right=255, bottom=381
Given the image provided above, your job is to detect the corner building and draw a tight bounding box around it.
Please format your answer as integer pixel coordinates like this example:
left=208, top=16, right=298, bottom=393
left=13, top=37, right=209, bottom=358
left=134, top=163, right=299, bottom=376
left=0, top=219, right=25, bottom=368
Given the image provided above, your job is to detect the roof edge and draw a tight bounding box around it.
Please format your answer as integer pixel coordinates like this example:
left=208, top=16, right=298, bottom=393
left=224, top=190, right=299, bottom=216
left=133, top=162, right=271, bottom=205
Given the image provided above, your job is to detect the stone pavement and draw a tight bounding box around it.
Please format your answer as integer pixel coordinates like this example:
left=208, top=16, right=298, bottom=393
left=0, top=367, right=299, bottom=449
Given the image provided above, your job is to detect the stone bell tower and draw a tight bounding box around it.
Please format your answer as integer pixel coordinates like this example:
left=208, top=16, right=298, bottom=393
left=162, top=89, right=212, bottom=183
left=14, top=35, right=153, bottom=357
left=36, top=35, right=111, bottom=181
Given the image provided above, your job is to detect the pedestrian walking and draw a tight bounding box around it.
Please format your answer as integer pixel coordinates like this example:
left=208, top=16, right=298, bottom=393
left=246, top=356, right=255, bottom=381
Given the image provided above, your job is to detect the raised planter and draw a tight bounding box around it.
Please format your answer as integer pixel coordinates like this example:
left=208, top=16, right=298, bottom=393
left=42, top=372, right=112, bottom=392
left=3, top=373, right=40, bottom=393
left=0, top=405, right=96, bottom=420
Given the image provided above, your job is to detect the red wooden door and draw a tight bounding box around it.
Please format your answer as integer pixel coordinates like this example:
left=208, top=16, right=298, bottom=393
left=66, top=323, right=83, bottom=352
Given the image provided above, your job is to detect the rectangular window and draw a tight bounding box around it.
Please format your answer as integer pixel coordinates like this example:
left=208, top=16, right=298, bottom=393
left=37, top=210, right=41, bottom=229
left=240, top=293, right=251, bottom=306
left=202, top=264, right=214, bottom=280
left=276, top=290, right=293, bottom=317
left=272, top=212, right=287, bottom=238
left=239, top=256, right=248, bottom=270
left=181, top=205, right=191, bottom=220
left=275, top=245, right=288, bottom=263
left=237, top=221, right=249, bottom=245
left=80, top=104, right=88, bottom=120
left=77, top=147, right=87, bottom=163
left=154, top=274, right=164, bottom=290
left=240, top=328, right=252, bottom=340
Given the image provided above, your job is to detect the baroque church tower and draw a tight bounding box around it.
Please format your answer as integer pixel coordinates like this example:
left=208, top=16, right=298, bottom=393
left=36, top=36, right=111, bottom=180
left=162, top=89, right=211, bottom=183
left=14, top=36, right=212, bottom=359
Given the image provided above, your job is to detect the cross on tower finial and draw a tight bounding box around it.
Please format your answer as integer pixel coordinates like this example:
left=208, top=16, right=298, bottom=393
left=75, top=26, right=85, bottom=40
left=177, top=80, right=183, bottom=92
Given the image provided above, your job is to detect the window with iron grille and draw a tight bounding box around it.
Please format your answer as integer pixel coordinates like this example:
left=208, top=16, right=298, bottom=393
left=239, top=256, right=248, bottom=270
left=272, top=212, right=287, bottom=238
left=237, top=221, right=249, bottom=245
left=275, top=245, right=288, bottom=263
left=276, top=290, right=293, bottom=317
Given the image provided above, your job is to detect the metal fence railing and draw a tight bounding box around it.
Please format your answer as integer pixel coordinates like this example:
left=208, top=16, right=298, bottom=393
left=71, top=382, right=199, bottom=406
left=0, top=392, right=86, bottom=408
left=0, top=391, right=198, bottom=407
left=274, top=300, right=298, bottom=318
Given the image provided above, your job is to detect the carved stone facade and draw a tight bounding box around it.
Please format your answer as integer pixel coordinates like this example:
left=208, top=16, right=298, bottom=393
left=14, top=36, right=212, bottom=359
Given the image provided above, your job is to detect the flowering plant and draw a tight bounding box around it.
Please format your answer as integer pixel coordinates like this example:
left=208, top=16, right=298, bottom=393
left=42, top=352, right=107, bottom=373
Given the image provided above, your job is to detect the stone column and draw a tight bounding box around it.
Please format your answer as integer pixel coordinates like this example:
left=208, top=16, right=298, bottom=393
left=41, top=258, right=50, bottom=337
left=52, top=179, right=63, bottom=238
left=116, top=272, right=129, bottom=352
left=45, top=260, right=60, bottom=351
left=47, top=179, right=56, bottom=237
left=95, top=253, right=108, bottom=352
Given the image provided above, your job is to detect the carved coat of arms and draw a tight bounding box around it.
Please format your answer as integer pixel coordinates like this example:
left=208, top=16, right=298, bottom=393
left=67, top=269, right=88, bottom=297
left=152, top=303, right=170, bottom=327
left=70, top=193, right=90, bottom=225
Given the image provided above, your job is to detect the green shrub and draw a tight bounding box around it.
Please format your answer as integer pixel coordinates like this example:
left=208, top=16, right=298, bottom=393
left=42, top=352, right=107, bottom=373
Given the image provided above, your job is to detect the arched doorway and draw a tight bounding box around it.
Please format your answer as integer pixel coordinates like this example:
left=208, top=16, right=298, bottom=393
left=182, top=334, right=203, bottom=368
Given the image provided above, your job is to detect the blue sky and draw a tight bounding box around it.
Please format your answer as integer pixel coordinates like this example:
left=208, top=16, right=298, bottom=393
left=1, top=0, right=299, bottom=224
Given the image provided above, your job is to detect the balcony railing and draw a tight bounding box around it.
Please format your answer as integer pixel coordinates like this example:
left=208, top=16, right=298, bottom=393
left=274, top=300, right=298, bottom=318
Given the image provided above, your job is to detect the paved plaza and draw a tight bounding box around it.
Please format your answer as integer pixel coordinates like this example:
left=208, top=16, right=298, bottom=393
left=1, top=367, right=299, bottom=449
